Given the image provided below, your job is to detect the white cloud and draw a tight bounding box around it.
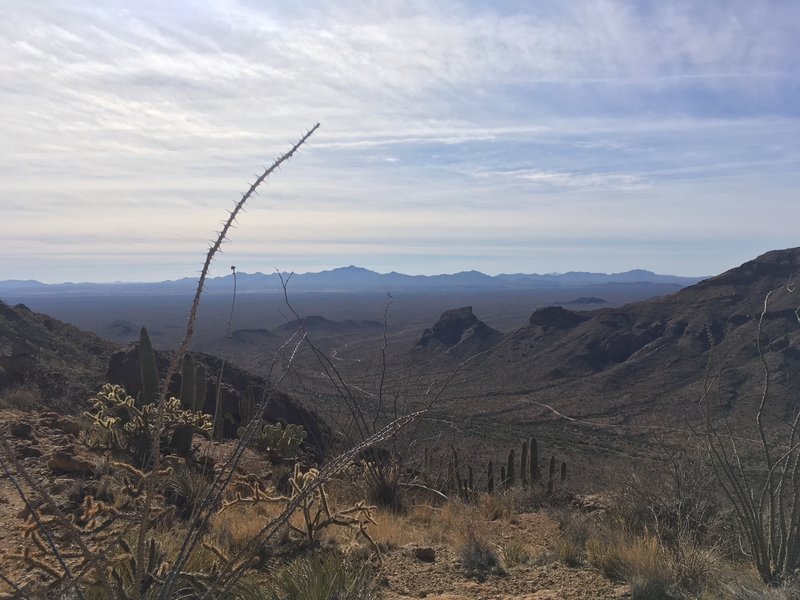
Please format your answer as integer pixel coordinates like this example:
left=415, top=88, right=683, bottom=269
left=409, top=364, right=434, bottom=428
left=0, top=0, right=798, bottom=282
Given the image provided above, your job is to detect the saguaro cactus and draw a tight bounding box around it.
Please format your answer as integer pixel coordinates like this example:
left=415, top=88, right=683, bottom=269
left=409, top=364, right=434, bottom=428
left=521, top=440, right=529, bottom=487
left=172, top=355, right=207, bottom=456
left=138, top=327, right=159, bottom=406
left=530, top=435, right=539, bottom=481
left=507, top=449, right=515, bottom=488
left=487, top=460, right=494, bottom=493
left=547, top=455, right=556, bottom=495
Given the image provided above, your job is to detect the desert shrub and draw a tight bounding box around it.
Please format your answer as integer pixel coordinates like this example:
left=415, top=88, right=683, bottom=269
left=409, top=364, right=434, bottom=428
left=0, top=383, right=41, bottom=411
left=459, top=530, right=506, bottom=580
left=263, top=551, right=380, bottom=600
left=609, top=443, right=722, bottom=550
left=587, top=533, right=676, bottom=598
left=502, top=538, right=532, bottom=567
left=164, top=461, right=211, bottom=518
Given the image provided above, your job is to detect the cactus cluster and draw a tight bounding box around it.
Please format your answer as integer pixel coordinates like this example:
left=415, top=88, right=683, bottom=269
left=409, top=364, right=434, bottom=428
left=237, top=421, right=307, bottom=462
left=433, top=433, right=568, bottom=499
left=85, top=383, right=212, bottom=466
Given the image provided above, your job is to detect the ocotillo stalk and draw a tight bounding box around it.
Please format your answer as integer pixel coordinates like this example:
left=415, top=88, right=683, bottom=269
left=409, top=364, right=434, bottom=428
left=521, top=440, right=529, bottom=487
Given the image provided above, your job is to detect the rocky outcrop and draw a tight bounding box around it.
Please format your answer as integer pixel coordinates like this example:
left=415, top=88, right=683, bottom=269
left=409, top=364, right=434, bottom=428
left=527, top=306, right=588, bottom=331
left=416, top=307, right=503, bottom=355
left=417, top=307, right=478, bottom=348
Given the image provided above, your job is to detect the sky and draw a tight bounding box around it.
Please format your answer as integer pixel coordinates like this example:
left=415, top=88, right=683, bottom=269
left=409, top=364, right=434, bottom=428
left=1, top=0, right=798, bottom=283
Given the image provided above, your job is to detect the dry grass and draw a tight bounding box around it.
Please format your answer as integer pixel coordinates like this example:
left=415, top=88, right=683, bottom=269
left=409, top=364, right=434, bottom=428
left=212, top=505, right=278, bottom=554
left=501, top=538, right=533, bottom=567
left=369, top=509, right=420, bottom=550
left=477, top=489, right=520, bottom=521
left=406, top=500, right=472, bottom=546
left=0, top=384, right=41, bottom=411
left=458, top=530, right=506, bottom=580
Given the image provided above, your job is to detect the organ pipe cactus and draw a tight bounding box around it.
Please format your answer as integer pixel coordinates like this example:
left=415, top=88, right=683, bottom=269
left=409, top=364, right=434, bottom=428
left=138, top=327, right=159, bottom=406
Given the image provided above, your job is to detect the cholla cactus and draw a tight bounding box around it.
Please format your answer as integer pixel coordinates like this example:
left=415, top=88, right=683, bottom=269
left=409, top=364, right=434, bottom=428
left=85, top=383, right=212, bottom=465
left=237, top=421, right=306, bottom=462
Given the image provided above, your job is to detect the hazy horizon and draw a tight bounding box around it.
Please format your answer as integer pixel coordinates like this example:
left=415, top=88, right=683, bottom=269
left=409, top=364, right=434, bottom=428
left=0, top=262, right=716, bottom=286
left=2, top=1, right=798, bottom=282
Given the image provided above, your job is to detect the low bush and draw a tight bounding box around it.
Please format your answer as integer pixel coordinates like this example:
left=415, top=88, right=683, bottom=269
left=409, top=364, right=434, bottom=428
left=459, top=530, right=506, bottom=580
left=263, top=551, right=380, bottom=600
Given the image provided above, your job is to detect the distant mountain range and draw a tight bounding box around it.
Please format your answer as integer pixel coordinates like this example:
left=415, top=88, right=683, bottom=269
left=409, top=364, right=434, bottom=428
left=0, top=266, right=706, bottom=296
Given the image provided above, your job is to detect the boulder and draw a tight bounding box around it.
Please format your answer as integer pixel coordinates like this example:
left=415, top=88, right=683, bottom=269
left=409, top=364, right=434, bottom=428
left=48, top=450, right=94, bottom=475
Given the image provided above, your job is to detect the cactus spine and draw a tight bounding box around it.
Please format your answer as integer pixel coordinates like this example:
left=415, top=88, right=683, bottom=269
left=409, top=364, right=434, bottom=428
left=138, top=327, right=159, bottom=406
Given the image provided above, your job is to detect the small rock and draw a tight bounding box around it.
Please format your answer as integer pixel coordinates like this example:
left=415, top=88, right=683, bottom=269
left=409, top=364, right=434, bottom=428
left=17, top=445, right=42, bottom=458
left=9, top=421, right=34, bottom=440
left=53, top=416, right=81, bottom=436
left=48, top=451, right=94, bottom=475
left=50, top=477, right=77, bottom=494
left=413, top=546, right=436, bottom=562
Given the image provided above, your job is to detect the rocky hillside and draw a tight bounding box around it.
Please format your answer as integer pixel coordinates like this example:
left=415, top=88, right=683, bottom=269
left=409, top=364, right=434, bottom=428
left=413, top=247, right=800, bottom=451
left=0, top=301, right=116, bottom=404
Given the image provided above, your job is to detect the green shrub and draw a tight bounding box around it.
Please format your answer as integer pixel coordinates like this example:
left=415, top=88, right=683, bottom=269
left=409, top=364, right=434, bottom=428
left=263, top=551, right=380, bottom=600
